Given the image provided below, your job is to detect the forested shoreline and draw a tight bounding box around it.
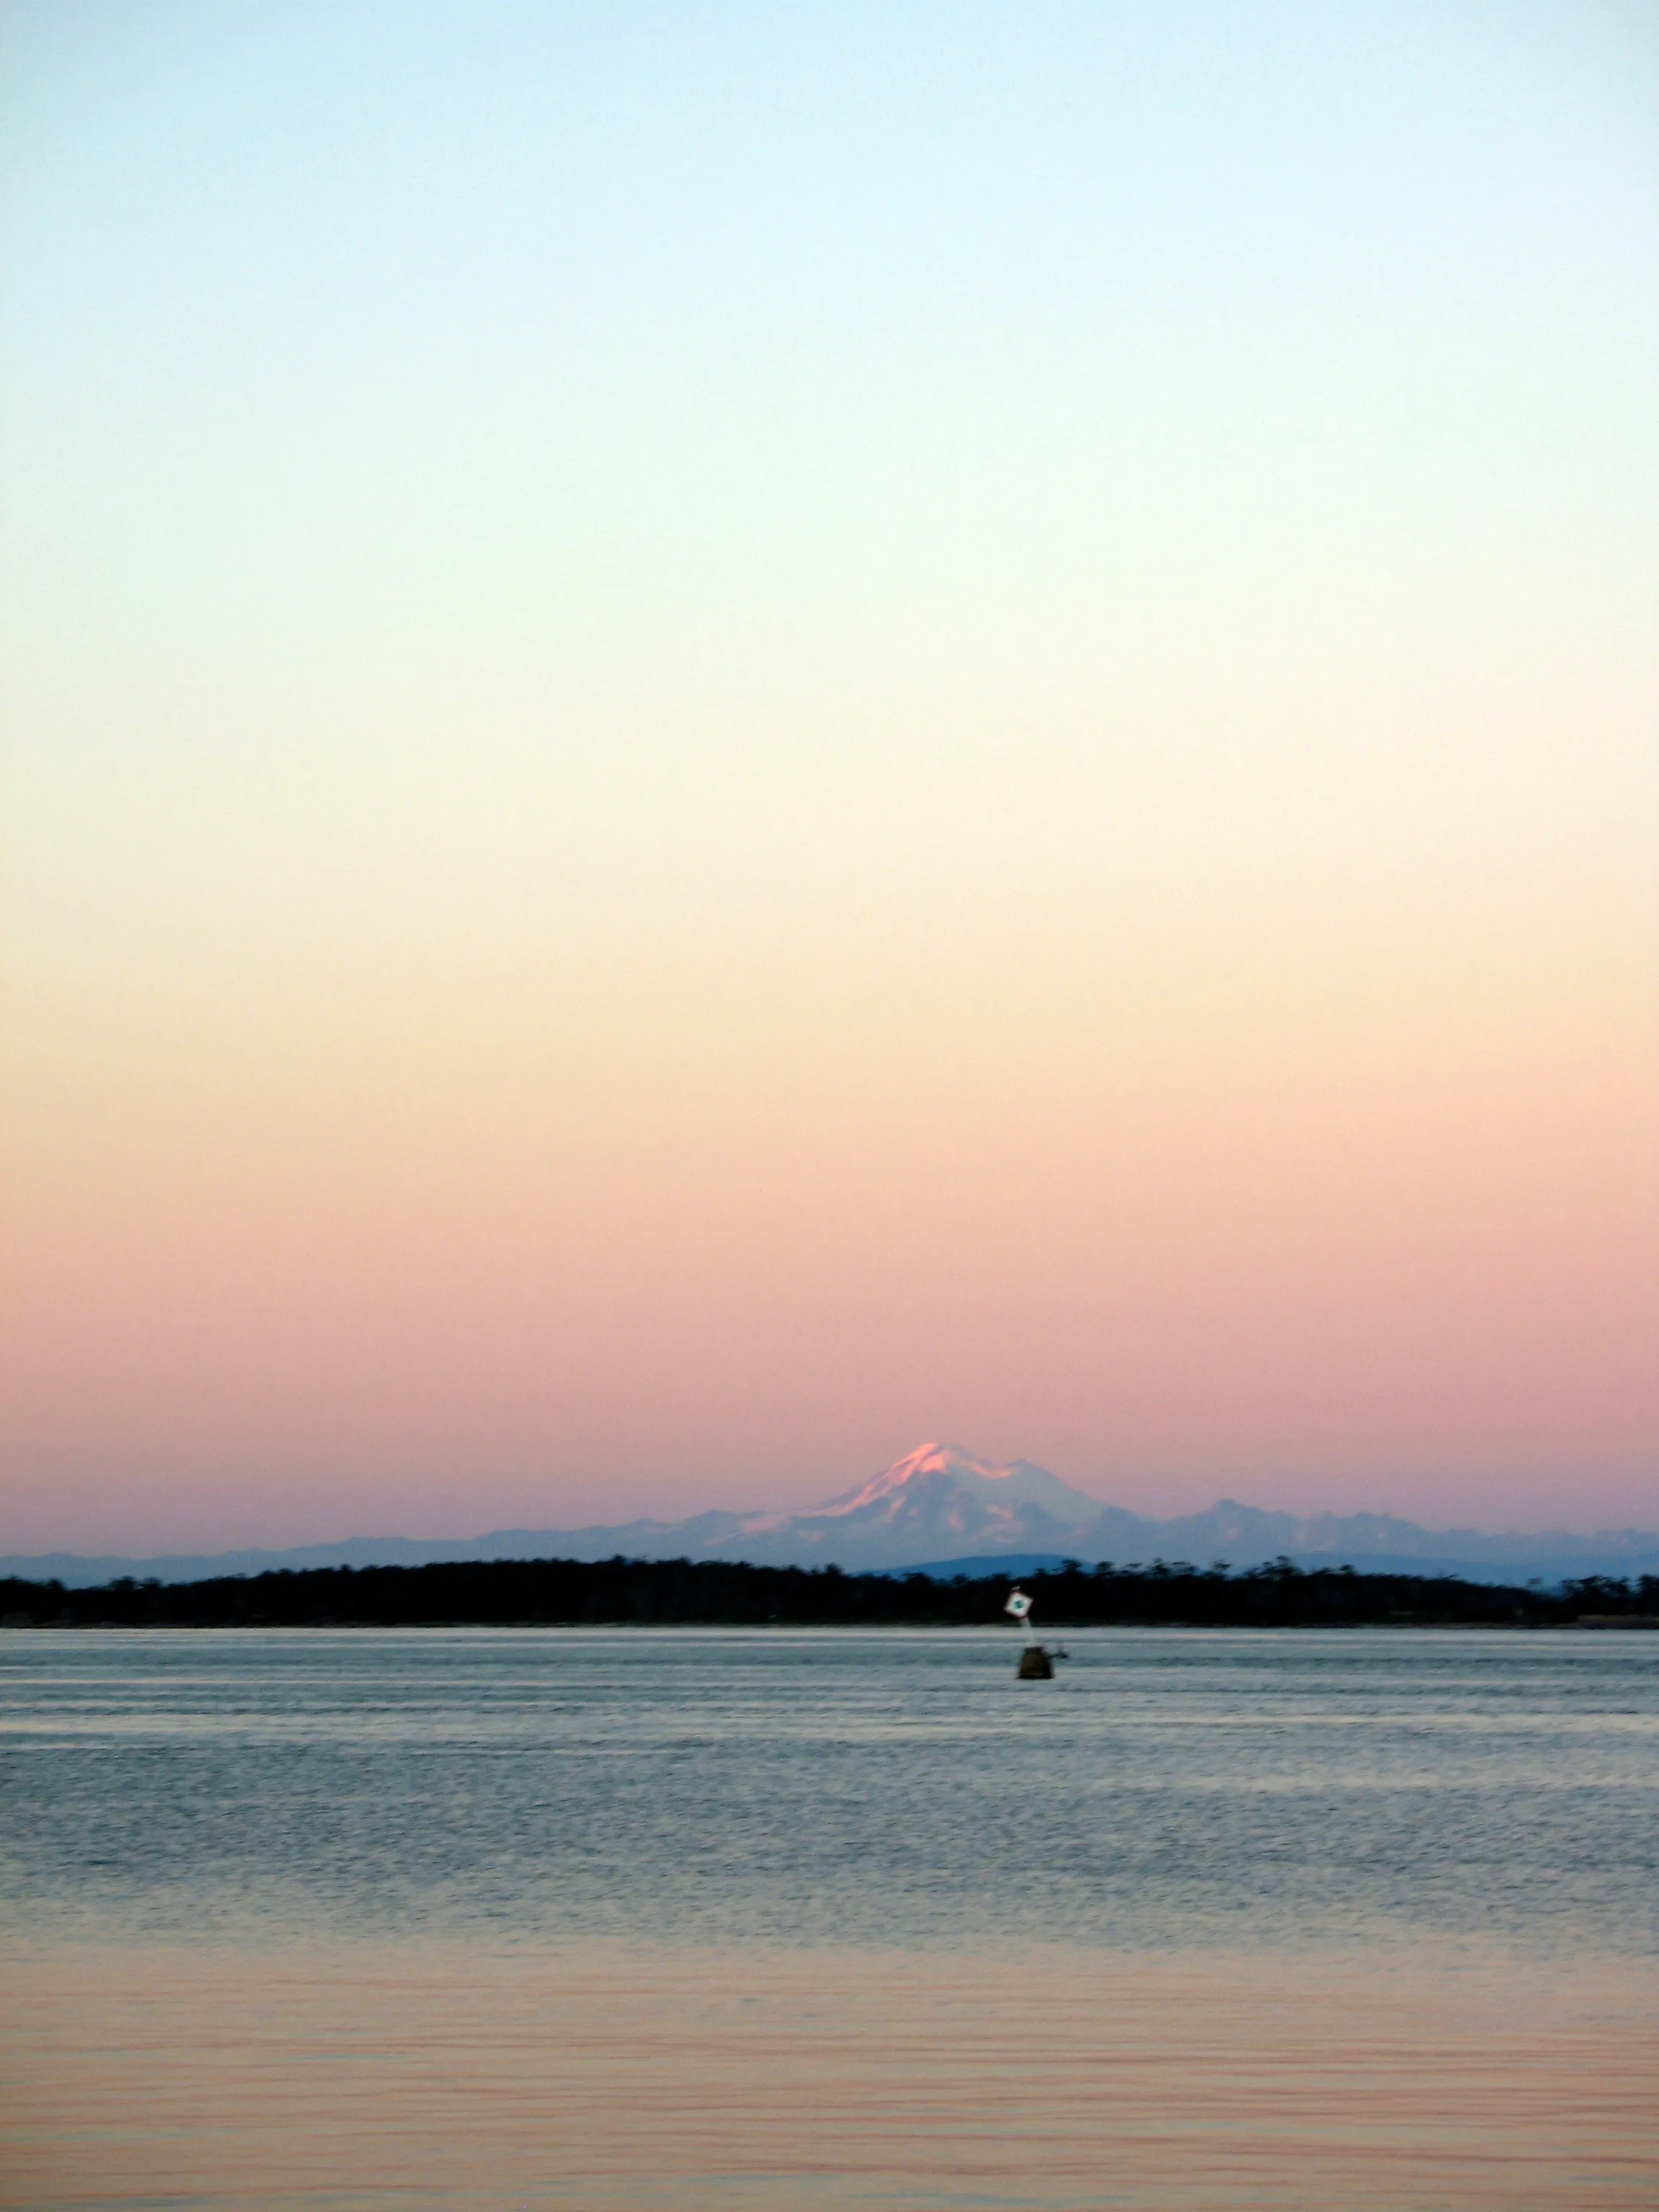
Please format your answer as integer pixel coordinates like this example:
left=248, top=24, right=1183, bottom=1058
left=4, top=1555, right=1657, bottom=1629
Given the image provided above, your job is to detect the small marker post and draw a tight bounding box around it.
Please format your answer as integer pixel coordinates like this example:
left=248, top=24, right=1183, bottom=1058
left=1004, top=1586, right=1053, bottom=1678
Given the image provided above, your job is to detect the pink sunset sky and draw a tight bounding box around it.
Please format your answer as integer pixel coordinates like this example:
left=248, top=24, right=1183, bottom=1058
left=2, top=4, right=1655, bottom=1554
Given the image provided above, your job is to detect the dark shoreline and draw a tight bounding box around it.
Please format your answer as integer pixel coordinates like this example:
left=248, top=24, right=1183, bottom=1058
left=5, top=1555, right=1658, bottom=1630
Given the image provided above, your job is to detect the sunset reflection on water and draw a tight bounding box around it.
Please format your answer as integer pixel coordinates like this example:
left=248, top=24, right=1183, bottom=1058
left=6, top=1941, right=1655, bottom=2211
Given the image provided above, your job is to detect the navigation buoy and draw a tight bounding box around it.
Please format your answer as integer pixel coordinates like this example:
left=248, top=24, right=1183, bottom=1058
left=1005, top=1584, right=1054, bottom=1680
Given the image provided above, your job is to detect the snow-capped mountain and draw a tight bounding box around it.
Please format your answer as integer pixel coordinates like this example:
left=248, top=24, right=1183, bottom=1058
left=6, top=1442, right=1657, bottom=1587
left=692, top=1442, right=1108, bottom=1569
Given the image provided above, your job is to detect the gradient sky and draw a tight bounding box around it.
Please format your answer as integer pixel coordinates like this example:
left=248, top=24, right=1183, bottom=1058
left=3, top=1, right=1656, bottom=1553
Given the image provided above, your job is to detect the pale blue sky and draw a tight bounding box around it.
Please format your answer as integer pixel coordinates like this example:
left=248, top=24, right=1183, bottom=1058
left=5, top=3, right=1655, bottom=950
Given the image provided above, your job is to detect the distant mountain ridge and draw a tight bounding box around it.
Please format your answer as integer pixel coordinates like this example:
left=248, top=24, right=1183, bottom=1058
left=7, top=1442, right=1656, bottom=1590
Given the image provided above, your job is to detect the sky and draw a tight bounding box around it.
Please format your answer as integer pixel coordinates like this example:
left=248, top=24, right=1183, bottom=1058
left=2, top=1, right=1656, bottom=1554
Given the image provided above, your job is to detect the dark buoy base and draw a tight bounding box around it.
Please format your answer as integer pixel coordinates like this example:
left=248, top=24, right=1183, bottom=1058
left=1017, top=1645, right=1054, bottom=1680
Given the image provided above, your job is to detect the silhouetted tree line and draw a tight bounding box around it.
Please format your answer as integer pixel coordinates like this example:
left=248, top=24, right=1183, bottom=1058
left=3, top=1556, right=1658, bottom=1629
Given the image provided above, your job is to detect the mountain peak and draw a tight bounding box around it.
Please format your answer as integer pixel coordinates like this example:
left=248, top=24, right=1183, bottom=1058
left=814, top=1444, right=1107, bottom=1535
left=819, top=1442, right=1011, bottom=1516
left=887, top=1440, right=1001, bottom=1483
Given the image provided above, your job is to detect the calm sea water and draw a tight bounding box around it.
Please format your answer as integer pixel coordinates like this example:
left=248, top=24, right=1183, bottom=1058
left=3, top=1627, right=1656, bottom=2209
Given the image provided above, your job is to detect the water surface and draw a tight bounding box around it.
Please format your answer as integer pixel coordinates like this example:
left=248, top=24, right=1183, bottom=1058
left=3, top=1627, right=1655, bottom=2208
